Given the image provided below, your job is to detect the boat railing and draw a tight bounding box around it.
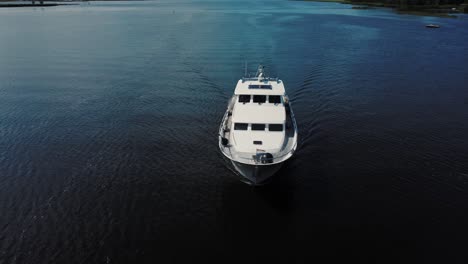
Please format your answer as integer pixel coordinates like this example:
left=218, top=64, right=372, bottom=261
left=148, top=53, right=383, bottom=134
left=220, top=140, right=297, bottom=165
left=241, top=77, right=280, bottom=83
left=219, top=126, right=297, bottom=165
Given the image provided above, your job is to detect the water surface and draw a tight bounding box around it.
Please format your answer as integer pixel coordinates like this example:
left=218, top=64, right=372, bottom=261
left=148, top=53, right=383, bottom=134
left=1, top=0, right=468, bottom=262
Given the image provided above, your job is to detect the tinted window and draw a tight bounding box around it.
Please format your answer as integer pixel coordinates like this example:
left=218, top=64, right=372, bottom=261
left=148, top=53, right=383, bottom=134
left=248, top=85, right=272, bottom=89
left=269, top=95, right=281, bottom=104
left=253, top=95, right=266, bottom=103
left=269, top=124, right=283, bottom=131
left=238, top=95, right=250, bottom=103
left=234, top=123, right=248, bottom=130
left=251, top=124, right=266, bottom=131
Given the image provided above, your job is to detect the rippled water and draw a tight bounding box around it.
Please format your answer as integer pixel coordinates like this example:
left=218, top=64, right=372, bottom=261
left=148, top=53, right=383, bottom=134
left=1, top=0, right=468, bottom=262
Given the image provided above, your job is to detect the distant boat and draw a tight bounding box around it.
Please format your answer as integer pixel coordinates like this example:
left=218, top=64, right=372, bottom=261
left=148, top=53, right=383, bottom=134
left=426, top=24, right=440, bottom=28
left=218, top=65, right=298, bottom=185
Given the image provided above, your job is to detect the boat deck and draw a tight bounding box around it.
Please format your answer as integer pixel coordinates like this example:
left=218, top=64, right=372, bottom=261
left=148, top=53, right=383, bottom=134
left=219, top=96, right=297, bottom=165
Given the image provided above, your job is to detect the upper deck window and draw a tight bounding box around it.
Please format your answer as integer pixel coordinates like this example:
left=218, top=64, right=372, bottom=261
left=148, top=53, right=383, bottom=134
left=234, top=123, right=248, bottom=130
left=238, top=95, right=251, bottom=103
left=251, top=124, right=266, bottom=131
left=269, top=95, right=281, bottom=104
left=269, top=124, right=283, bottom=132
left=248, top=85, right=272, bottom=89
left=253, top=95, right=267, bottom=104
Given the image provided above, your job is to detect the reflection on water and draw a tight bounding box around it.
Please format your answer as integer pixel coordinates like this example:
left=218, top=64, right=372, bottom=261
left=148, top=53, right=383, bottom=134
left=1, top=0, right=468, bottom=262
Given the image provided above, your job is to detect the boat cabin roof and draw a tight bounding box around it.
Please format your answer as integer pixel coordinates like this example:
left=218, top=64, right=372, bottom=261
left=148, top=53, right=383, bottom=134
left=232, top=104, right=285, bottom=124
left=234, top=78, right=285, bottom=95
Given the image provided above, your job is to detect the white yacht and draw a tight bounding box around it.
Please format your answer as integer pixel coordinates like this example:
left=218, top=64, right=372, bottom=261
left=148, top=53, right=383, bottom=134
left=218, top=65, right=298, bottom=185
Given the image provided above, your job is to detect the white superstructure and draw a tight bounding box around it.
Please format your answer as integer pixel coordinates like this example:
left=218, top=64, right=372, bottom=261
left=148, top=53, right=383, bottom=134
left=219, top=66, right=298, bottom=185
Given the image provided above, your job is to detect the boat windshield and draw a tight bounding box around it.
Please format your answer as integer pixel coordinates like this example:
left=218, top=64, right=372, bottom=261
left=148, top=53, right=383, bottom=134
left=238, top=95, right=251, bottom=103
left=251, top=124, right=266, bottom=131
left=269, top=124, right=283, bottom=131
left=253, top=95, right=266, bottom=103
left=234, top=123, right=248, bottom=130
left=269, top=95, right=281, bottom=104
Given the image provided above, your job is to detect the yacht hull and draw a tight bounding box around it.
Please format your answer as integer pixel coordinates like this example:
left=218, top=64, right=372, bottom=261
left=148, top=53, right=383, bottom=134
left=218, top=65, right=298, bottom=186
left=231, top=161, right=283, bottom=185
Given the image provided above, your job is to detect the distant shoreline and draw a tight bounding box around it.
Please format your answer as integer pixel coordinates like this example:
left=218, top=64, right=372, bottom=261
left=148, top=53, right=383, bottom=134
left=301, top=0, right=468, bottom=17
left=0, top=3, right=74, bottom=8
left=0, top=0, right=144, bottom=8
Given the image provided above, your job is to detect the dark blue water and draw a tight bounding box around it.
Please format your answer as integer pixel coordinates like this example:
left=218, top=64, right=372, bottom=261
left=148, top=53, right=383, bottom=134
left=1, top=1, right=468, bottom=262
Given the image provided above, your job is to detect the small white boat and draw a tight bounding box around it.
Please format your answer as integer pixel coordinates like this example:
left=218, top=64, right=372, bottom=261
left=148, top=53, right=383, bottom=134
left=426, top=24, right=440, bottom=28
left=218, top=65, right=298, bottom=185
